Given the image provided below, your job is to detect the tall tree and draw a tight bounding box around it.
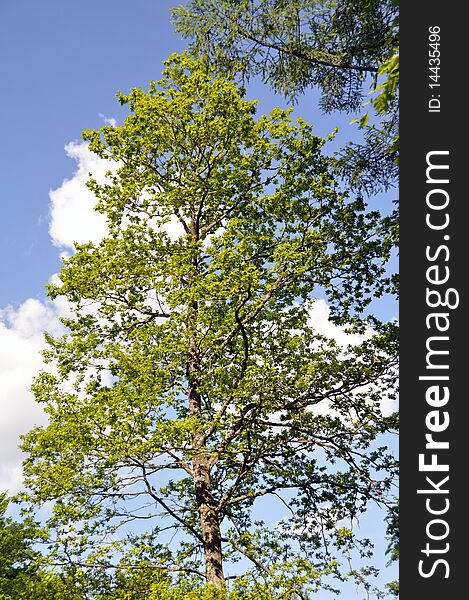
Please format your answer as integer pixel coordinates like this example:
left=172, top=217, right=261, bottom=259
left=21, top=54, right=397, bottom=595
left=172, top=0, right=399, bottom=195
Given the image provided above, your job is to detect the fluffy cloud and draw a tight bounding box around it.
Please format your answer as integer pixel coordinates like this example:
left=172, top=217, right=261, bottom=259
left=307, top=299, right=398, bottom=417
left=0, top=141, right=109, bottom=493
left=98, top=113, right=118, bottom=127
left=307, top=298, right=373, bottom=346
left=48, top=140, right=185, bottom=247
left=0, top=299, right=65, bottom=493
left=48, top=141, right=111, bottom=248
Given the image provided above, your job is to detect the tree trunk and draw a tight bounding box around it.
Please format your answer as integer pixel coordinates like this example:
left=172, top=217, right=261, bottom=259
left=188, top=336, right=225, bottom=587
left=193, top=456, right=225, bottom=587
left=186, top=214, right=224, bottom=586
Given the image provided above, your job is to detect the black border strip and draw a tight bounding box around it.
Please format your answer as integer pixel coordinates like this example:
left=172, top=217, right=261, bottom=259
left=400, top=3, right=466, bottom=596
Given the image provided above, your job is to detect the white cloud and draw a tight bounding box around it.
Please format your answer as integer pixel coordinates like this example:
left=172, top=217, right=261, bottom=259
left=0, top=140, right=186, bottom=492
left=159, top=213, right=186, bottom=241
left=48, top=141, right=112, bottom=248
left=98, top=113, right=118, bottom=127
left=305, top=300, right=397, bottom=418
left=307, top=298, right=373, bottom=346
left=49, top=140, right=187, bottom=248
left=0, top=299, right=65, bottom=493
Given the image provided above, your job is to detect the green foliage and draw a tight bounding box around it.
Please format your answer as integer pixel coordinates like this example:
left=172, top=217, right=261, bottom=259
left=20, top=53, right=397, bottom=595
left=374, top=52, right=399, bottom=118
left=383, top=502, right=399, bottom=596
left=0, top=491, right=46, bottom=598
left=1, top=492, right=36, bottom=591
left=0, top=493, right=84, bottom=599
left=172, top=0, right=399, bottom=194
left=172, top=0, right=397, bottom=111
left=384, top=503, right=399, bottom=565
left=341, top=5, right=399, bottom=195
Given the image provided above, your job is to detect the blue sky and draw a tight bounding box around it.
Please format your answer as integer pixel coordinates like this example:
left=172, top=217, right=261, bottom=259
left=0, top=0, right=397, bottom=596
left=0, top=0, right=185, bottom=306
left=0, top=0, right=397, bottom=309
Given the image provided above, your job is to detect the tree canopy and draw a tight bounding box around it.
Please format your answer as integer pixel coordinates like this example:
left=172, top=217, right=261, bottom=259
left=20, top=54, right=397, bottom=597
left=172, top=0, right=399, bottom=195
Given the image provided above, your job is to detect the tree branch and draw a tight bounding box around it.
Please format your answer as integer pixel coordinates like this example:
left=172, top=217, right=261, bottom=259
left=238, top=27, right=378, bottom=74
left=138, top=462, right=204, bottom=544
left=221, top=538, right=269, bottom=575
